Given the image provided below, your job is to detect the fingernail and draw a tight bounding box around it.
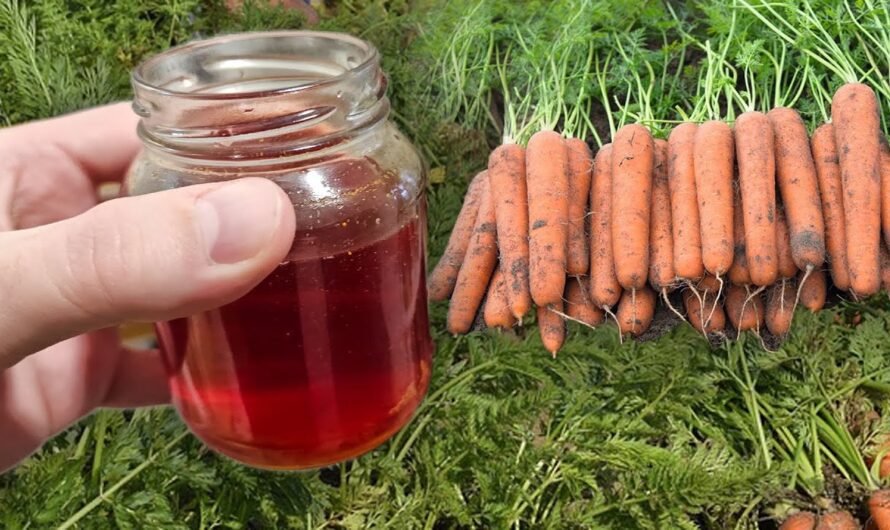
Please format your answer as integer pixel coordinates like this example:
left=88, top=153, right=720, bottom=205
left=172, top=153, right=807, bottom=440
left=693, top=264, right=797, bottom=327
left=195, top=179, right=283, bottom=264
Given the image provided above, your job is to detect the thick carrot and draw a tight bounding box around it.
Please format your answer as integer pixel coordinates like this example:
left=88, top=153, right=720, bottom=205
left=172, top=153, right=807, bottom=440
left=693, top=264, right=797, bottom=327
left=527, top=130, right=569, bottom=306
left=735, top=111, right=778, bottom=286
left=869, top=489, right=890, bottom=530
left=778, top=512, right=816, bottom=530
left=684, top=289, right=725, bottom=334
left=428, top=171, right=486, bottom=301
left=776, top=206, right=798, bottom=279
left=769, top=107, right=826, bottom=271
left=798, top=268, right=827, bottom=312
left=882, top=139, right=890, bottom=249
left=833, top=82, right=882, bottom=296
left=729, top=185, right=752, bottom=286
left=616, top=286, right=656, bottom=336
left=650, top=139, right=675, bottom=290
left=668, top=122, right=705, bottom=280
left=813, top=511, right=856, bottom=530
left=566, top=138, right=593, bottom=275
left=489, top=143, right=532, bottom=318
left=611, top=124, right=654, bottom=290
left=538, top=300, right=565, bottom=357
left=483, top=267, right=516, bottom=329
left=590, top=144, right=622, bottom=308
left=565, top=276, right=605, bottom=327
left=766, top=280, right=795, bottom=336
left=447, top=179, right=497, bottom=334
left=811, top=124, right=851, bottom=291
left=725, top=284, right=764, bottom=332
left=694, top=120, right=735, bottom=276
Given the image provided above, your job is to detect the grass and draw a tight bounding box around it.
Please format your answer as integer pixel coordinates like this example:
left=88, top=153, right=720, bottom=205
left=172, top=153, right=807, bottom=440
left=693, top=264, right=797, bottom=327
left=2, top=0, right=890, bottom=528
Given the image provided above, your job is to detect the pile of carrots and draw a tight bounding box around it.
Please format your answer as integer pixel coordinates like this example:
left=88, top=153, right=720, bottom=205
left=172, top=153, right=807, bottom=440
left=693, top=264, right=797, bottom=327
left=428, top=82, right=890, bottom=355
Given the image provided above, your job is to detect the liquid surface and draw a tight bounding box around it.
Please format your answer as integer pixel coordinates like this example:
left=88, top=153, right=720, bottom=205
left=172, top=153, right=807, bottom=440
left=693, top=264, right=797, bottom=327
left=156, top=217, right=432, bottom=469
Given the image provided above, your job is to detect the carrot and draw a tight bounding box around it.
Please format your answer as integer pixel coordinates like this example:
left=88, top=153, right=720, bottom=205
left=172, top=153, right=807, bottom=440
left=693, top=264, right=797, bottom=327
left=611, top=124, right=654, bottom=290
left=428, top=171, right=486, bottom=301
left=881, top=242, right=890, bottom=293
left=565, top=276, right=605, bottom=327
left=668, top=122, right=705, bottom=280
left=769, top=107, right=826, bottom=272
left=766, top=280, right=795, bottom=337
left=779, top=512, right=817, bottom=530
left=589, top=144, right=622, bottom=308
left=538, top=300, right=565, bottom=357
left=735, top=111, right=778, bottom=286
left=489, top=143, right=532, bottom=318
left=882, top=139, right=890, bottom=249
left=649, top=138, right=675, bottom=290
left=694, top=120, right=735, bottom=277
left=725, top=284, right=764, bottom=332
left=527, top=130, right=569, bottom=306
left=447, top=178, right=497, bottom=334
left=566, top=138, right=593, bottom=275
left=869, top=489, right=890, bottom=530
left=776, top=206, right=799, bottom=279
left=684, top=288, right=725, bottom=334
left=833, top=82, right=882, bottom=297
left=616, top=286, right=656, bottom=336
left=483, top=267, right=516, bottom=329
left=729, top=184, right=752, bottom=286
left=814, top=511, right=857, bottom=530
left=798, top=268, right=827, bottom=312
left=811, top=124, right=851, bottom=291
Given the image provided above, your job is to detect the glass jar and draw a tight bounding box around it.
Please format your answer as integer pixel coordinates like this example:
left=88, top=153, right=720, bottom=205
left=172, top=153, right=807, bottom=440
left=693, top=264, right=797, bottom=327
left=125, top=31, right=432, bottom=470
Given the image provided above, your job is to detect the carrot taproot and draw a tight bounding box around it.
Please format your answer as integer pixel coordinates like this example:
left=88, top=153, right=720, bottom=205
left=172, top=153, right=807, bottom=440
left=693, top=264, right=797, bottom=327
left=779, top=512, right=816, bottom=530
left=489, top=143, right=532, bottom=318
left=882, top=139, right=890, bottom=249
left=776, top=206, right=798, bottom=279
left=650, top=138, right=675, bottom=290
left=729, top=184, right=751, bottom=286
left=611, top=124, right=654, bottom=290
left=798, top=268, right=827, bottom=312
left=696, top=274, right=721, bottom=294
left=694, top=120, right=735, bottom=276
left=590, top=144, right=622, bottom=308
left=833, top=82, right=882, bottom=297
left=428, top=171, right=487, bottom=301
left=566, top=137, right=593, bottom=275
left=869, top=489, right=890, bottom=530
left=447, top=178, right=497, bottom=334
left=735, top=111, right=778, bottom=286
left=527, top=130, right=569, bottom=306
left=813, top=511, right=857, bottom=530
left=668, top=122, right=705, bottom=280
left=766, top=280, right=795, bottom=337
left=483, top=267, right=516, bottom=329
left=616, top=286, right=656, bottom=336
left=725, top=284, right=764, bottom=332
left=811, top=123, right=851, bottom=291
left=769, top=107, right=826, bottom=271
left=684, top=288, right=725, bottom=334
left=565, top=276, right=605, bottom=327
left=538, top=300, right=565, bottom=357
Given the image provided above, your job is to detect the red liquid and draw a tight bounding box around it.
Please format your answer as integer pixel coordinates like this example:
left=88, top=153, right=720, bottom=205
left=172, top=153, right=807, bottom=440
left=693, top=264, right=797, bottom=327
left=156, top=217, right=432, bottom=470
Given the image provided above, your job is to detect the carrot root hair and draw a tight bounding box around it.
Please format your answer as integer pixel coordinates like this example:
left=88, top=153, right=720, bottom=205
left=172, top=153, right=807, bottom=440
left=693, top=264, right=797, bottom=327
left=662, top=287, right=687, bottom=324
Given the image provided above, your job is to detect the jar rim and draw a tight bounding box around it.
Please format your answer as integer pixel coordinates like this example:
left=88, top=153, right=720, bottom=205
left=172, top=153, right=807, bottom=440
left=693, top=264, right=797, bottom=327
left=132, top=30, right=378, bottom=101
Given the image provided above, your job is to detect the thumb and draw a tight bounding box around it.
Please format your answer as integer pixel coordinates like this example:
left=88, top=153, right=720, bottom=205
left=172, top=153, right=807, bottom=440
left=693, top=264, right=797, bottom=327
left=0, top=177, right=295, bottom=368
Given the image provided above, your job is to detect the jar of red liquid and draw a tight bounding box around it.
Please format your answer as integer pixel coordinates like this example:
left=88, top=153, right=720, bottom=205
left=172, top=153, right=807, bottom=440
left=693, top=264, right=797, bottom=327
left=124, top=31, right=433, bottom=470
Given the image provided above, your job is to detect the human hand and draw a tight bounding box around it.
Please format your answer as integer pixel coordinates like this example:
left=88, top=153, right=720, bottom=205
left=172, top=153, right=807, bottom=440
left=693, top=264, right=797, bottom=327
left=0, top=104, right=296, bottom=471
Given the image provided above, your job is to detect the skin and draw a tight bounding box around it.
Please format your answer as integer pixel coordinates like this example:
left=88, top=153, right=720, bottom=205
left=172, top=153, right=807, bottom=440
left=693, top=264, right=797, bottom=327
left=0, top=104, right=297, bottom=471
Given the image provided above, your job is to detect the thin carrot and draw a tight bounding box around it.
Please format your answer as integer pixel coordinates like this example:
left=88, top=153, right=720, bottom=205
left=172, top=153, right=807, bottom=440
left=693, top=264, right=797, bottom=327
left=735, top=111, right=778, bottom=286
left=833, top=82, right=882, bottom=297
left=869, top=489, right=890, bottom=530
left=538, top=300, right=565, bottom=357
left=616, top=286, right=656, bottom=336
left=447, top=178, right=497, bottom=334
left=694, top=120, right=735, bottom=277
left=611, top=124, right=654, bottom=290
left=729, top=184, right=751, bottom=286
left=778, top=512, right=816, bottom=530
left=589, top=144, right=622, bottom=308
left=881, top=242, right=890, bottom=293
left=684, top=288, right=725, bottom=334
left=811, top=123, right=851, bottom=291
left=527, top=130, right=569, bottom=306
left=766, top=280, right=795, bottom=337
left=483, top=267, right=516, bottom=329
left=650, top=138, right=675, bottom=290
left=668, top=122, right=705, bottom=280
left=882, top=138, right=890, bottom=249
left=566, top=137, right=593, bottom=275
left=428, top=171, right=486, bottom=301
left=489, top=143, right=532, bottom=318
left=776, top=206, right=798, bottom=279
left=725, top=284, right=764, bottom=332
left=813, top=511, right=856, bottom=530
left=565, top=276, right=605, bottom=327
left=798, top=268, right=827, bottom=312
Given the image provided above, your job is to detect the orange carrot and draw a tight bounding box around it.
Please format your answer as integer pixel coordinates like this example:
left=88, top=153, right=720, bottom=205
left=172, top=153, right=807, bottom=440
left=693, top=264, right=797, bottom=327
left=869, top=489, right=890, bottom=530
left=483, top=267, right=516, bottom=329
left=447, top=178, right=497, bottom=334
left=538, top=300, right=565, bottom=357
left=650, top=139, right=675, bottom=290
left=776, top=206, right=798, bottom=279
left=735, top=111, right=778, bottom=286
left=566, top=138, right=593, bottom=275
left=881, top=242, right=890, bottom=292
left=616, top=286, right=656, bottom=336
left=684, top=289, right=725, bottom=334
left=428, top=171, right=486, bottom=301
left=811, top=123, right=851, bottom=291
left=882, top=139, right=890, bottom=249
left=590, top=144, right=622, bottom=308
left=778, top=512, right=816, bottom=530
left=798, top=268, right=827, bottom=312
left=668, top=122, right=705, bottom=280
left=565, top=276, right=605, bottom=327
left=833, top=82, right=882, bottom=297
left=729, top=184, right=751, bottom=286
left=527, top=130, right=569, bottom=306
left=725, top=284, right=764, bottom=332
left=694, top=120, right=735, bottom=276
left=766, top=280, right=795, bottom=337
left=489, top=143, right=532, bottom=318
left=813, top=511, right=856, bottom=530
left=611, top=124, right=654, bottom=290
